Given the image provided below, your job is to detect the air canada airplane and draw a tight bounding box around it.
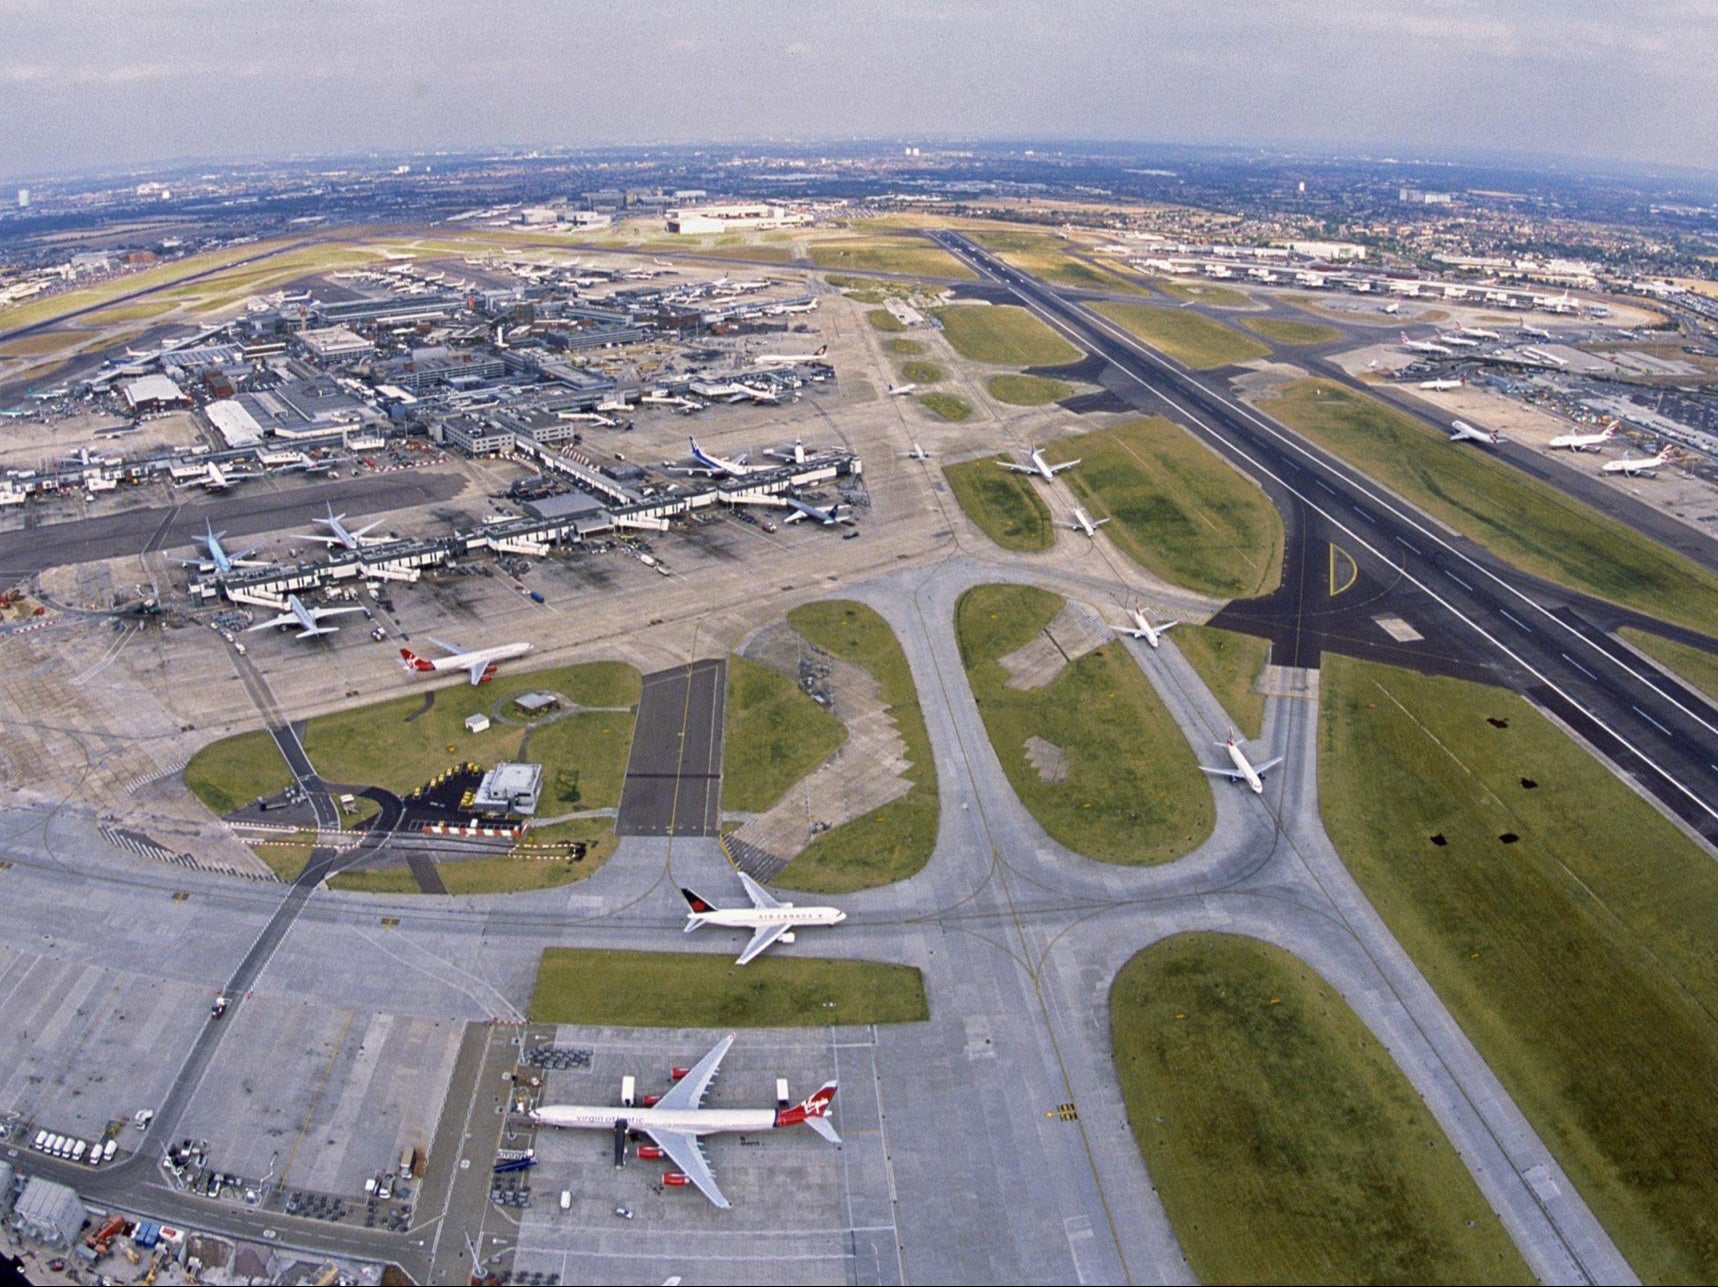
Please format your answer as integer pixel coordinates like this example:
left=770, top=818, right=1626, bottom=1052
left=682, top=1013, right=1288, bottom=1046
left=531, top=1033, right=839, bottom=1209
left=1122, top=605, right=1176, bottom=648
left=1548, top=420, right=1619, bottom=452
left=682, top=871, right=846, bottom=964
left=400, top=637, right=533, bottom=684
left=782, top=495, right=855, bottom=527
left=1000, top=447, right=1077, bottom=482
left=1448, top=419, right=1502, bottom=447
left=1200, top=731, right=1283, bottom=795
left=686, top=436, right=765, bottom=478
left=300, top=503, right=384, bottom=550
left=246, top=593, right=365, bottom=640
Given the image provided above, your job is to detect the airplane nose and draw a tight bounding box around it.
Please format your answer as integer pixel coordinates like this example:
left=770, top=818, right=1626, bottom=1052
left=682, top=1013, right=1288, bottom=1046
left=834, top=911, right=847, bottom=923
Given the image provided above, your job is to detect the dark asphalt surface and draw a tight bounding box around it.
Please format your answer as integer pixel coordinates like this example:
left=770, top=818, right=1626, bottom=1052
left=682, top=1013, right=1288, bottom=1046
left=936, top=231, right=1718, bottom=845
left=615, top=659, right=726, bottom=837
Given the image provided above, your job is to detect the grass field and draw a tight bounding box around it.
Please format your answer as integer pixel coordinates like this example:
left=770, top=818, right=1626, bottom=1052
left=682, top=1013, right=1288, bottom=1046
left=917, top=392, right=972, bottom=422
left=1113, top=934, right=1530, bottom=1284
left=722, top=656, right=847, bottom=814
left=295, top=661, right=639, bottom=798
left=1172, top=625, right=1269, bottom=738
left=967, top=229, right=1148, bottom=294
left=1321, top=654, right=1718, bottom=1282
left=1266, top=380, right=1718, bottom=635
left=1242, top=316, right=1342, bottom=345
left=887, top=338, right=926, bottom=355
left=1617, top=627, right=1718, bottom=704
left=943, top=458, right=1055, bottom=551
left=899, top=360, right=944, bottom=384
left=932, top=304, right=1083, bottom=366
left=1093, top=302, right=1271, bottom=369
left=326, top=866, right=419, bottom=894
left=987, top=374, right=1072, bottom=405
left=957, top=585, right=1213, bottom=864
left=1149, top=277, right=1253, bottom=308
left=0, top=333, right=80, bottom=357
left=185, top=729, right=295, bottom=816
left=328, top=829, right=616, bottom=896
left=780, top=602, right=938, bottom=892
left=1044, top=417, right=1283, bottom=597
left=807, top=237, right=974, bottom=279
left=867, top=308, right=906, bottom=332
left=529, top=949, right=928, bottom=1026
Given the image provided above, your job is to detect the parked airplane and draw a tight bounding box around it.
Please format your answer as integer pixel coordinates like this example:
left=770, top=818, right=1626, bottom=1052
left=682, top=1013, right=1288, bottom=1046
left=1400, top=331, right=1454, bottom=357
left=1122, top=605, right=1177, bottom=648
left=300, top=503, right=384, bottom=551
left=530, top=1033, right=839, bottom=1209
left=782, top=495, right=855, bottom=527
left=1200, top=731, right=1283, bottom=795
left=887, top=382, right=919, bottom=397
left=596, top=395, right=634, bottom=413
left=754, top=345, right=828, bottom=367
left=400, top=637, right=533, bottom=684
left=1453, top=323, right=1502, bottom=341
left=1436, top=331, right=1480, bottom=349
left=246, top=594, right=366, bottom=640
left=1603, top=446, right=1677, bottom=477
left=178, top=460, right=252, bottom=493
left=1068, top=507, right=1110, bottom=537
left=176, top=519, right=263, bottom=576
left=1417, top=376, right=1465, bottom=391
left=1548, top=420, right=1620, bottom=452
left=1000, top=448, right=1077, bottom=482
left=1448, top=419, right=1502, bottom=447
left=687, top=436, right=765, bottom=478
left=765, top=437, right=811, bottom=466
left=681, top=871, right=846, bottom=965
left=1382, top=301, right=1400, bottom=315
left=1520, top=324, right=1554, bottom=340
left=902, top=442, right=935, bottom=461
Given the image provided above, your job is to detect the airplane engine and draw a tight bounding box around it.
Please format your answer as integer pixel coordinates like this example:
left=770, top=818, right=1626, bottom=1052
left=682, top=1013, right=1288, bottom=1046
left=670, top=1066, right=690, bottom=1081
left=637, top=1145, right=663, bottom=1160
left=779, top=931, right=796, bottom=944
left=663, top=1172, right=690, bottom=1188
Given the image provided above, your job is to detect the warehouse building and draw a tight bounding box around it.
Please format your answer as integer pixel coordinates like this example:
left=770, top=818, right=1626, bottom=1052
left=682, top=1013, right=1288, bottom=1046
left=13, top=1176, right=86, bottom=1246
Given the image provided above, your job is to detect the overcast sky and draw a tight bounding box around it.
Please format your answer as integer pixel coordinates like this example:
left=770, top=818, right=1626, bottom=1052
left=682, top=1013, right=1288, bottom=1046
left=0, top=0, right=1709, bottom=181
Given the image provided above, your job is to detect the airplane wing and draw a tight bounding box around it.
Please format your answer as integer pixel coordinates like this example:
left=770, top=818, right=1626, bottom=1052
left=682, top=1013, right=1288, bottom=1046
left=736, top=922, right=791, bottom=966
left=737, top=870, right=783, bottom=910
left=245, top=612, right=295, bottom=632
left=1252, top=756, right=1284, bottom=776
left=427, top=636, right=468, bottom=656
left=465, top=658, right=493, bottom=685
left=1049, top=459, right=1080, bottom=474
left=643, top=1129, right=729, bottom=1209
left=997, top=462, right=1033, bottom=473
left=655, top=1034, right=735, bottom=1113
left=1198, top=766, right=1243, bottom=780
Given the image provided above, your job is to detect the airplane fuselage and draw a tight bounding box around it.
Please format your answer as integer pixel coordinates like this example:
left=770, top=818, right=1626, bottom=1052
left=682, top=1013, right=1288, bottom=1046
left=1226, top=740, right=1265, bottom=794
left=690, top=906, right=845, bottom=933
left=534, top=1103, right=782, bottom=1136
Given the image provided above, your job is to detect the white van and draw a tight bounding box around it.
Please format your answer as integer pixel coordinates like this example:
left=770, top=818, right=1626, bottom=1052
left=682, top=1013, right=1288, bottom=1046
left=71, top=1140, right=86, bottom=1163
left=560, top=1190, right=571, bottom=1212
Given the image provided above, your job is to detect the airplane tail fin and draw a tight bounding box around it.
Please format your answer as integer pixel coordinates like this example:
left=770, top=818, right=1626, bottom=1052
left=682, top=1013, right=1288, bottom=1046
left=399, top=648, right=434, bottom=673
left=681, top=888, right=716, bottom=925
left=775, top=1081, right=839, bottom=1141
left=814, top=345, right=827, bottom=356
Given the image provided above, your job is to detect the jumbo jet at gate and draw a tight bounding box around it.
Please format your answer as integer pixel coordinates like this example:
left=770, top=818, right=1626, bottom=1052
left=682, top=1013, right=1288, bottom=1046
left=681, top=871, right=846, bottom=964
left=687, top=436, right=766, bottom=478
left=1436, top=330, right=1480, bottom=349
left=1453, top=322, right=1502, bottom=341
left=1603, top=445, right=1677, bottom=477
left=178, top=460, right=252, bottom=493
left=754, top=345, right=827, bottom=367
left=1200, top=731, right=1283, bottom=795
left=782, top=495, right=855, bottom=527
left=530, top=1033, right=839, bottom=1209
left=1418, top=376, right=1465, bottom=391
left=1448, top=419, right=1502, bottom=447
left=1122, top=605, right=1177, bottom=649
left=1549, top=420, right=1619, bottom=452
left=1000, top=447, right=1077, bottom=482
left=400, top=636, right=533, bottom=684
left=176, top=519, right=265, bottom=576
left=1401, top=330, right=1454, bottom=357
left=1068, top=507, right=1110, bottom=537
left=246, top=594, right=366, bottom=640
left=299, top=503, right=384, bottom=551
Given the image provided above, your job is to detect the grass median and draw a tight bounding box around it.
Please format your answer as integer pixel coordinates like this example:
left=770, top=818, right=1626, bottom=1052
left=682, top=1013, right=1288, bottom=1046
left=808, top=237, right=975, bottom=279
left=1044, top=417, right=1283, bottom=597
left=1149, top=277, right=1253, bottom=307
left=185, top=728, right=295, bottom=816
left=1114, top=934, right=1531, bottom=1284
left=722, top=656, right=846, bottom=814
left=1242, top=316, right=1342, bottom=345
left=1093, top=302, right=1270, bottom=369
left=1321, top=653, right=1718, bottom=1282
left=780, top=602, right=938, bottom=892
left=968, top=229, right=1148, bottom=294
left=529, top=949, right=928, bottom=1026
left=957, top=585, right=1212, bottom=864
left=943, top=457, right=1055, bottom=551
left=1171, top=624, right=1269, bottom=738
left=932, top=304, right=1082, bottom=366
left=1616, top=626, right=1718, bottom=704
left=1265, top=379, right=1718, bottom=635
left=987, top=374, right=1072, bottom=405
left=918, top=392, right=972, bottom=422
left=899, top=360, right=944, bottom=384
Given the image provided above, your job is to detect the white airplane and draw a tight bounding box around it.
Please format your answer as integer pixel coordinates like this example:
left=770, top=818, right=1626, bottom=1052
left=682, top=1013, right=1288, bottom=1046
left=246, top=594, right=366, bottom=640
left=1448, top=419, right=1502, bottom=447
left=178, top=460, right=251, bottom=493
left=782, top=495, right=855, bottom=527
left=754, top=345, right=828, bottom=367
left=1603, top=446, right=1677, bottom=477
left=596, top=395, right=634, bottom=413
left=530, top=1033, right=839, bottom=1210
left=1548, top=420, right=1620, bottom=452
left=1437, top=331, right=1480, bottom=349
left=765, top=437, right=811, bottom=465
left=1520, top=324, right=1554, bottom=339
left=175, top=519, right=264, bottom=576
left=1453, top=323, right=1502, bottom=341
left=1200, top=731, right=1283, bottom=795
left=1400, top=331, right=1454, bottom=357
left=300, top=503, right=384, bottom=550
left=641, top=391, right=702, bottom=411
left=887, top=382, right=918, bottom=397
left=1382, top=301, right=1400, bottom=315
left=1417, top=376, right=1465, bottom=391
left=902, top=443, right=935, bottom=461
left=687, top=436, right=765, bottom=478
left=1122, top=605, right=1177, bottom=648
left=399, top=637, right=533, bottom=685
left=1000, top=448, right=1077, bottom=482
left=1068, top=507, right=1109, bottom=537
left=681, top=871, right=847, bottom=965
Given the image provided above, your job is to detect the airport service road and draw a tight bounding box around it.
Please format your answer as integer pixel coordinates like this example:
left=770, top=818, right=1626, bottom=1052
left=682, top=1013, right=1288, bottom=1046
left=934, top=232, right=1718, bottom=849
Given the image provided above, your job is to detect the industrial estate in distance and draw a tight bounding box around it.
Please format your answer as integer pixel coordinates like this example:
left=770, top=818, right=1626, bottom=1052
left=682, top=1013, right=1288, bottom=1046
left=1, top=125, right=1717, bottom=1287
